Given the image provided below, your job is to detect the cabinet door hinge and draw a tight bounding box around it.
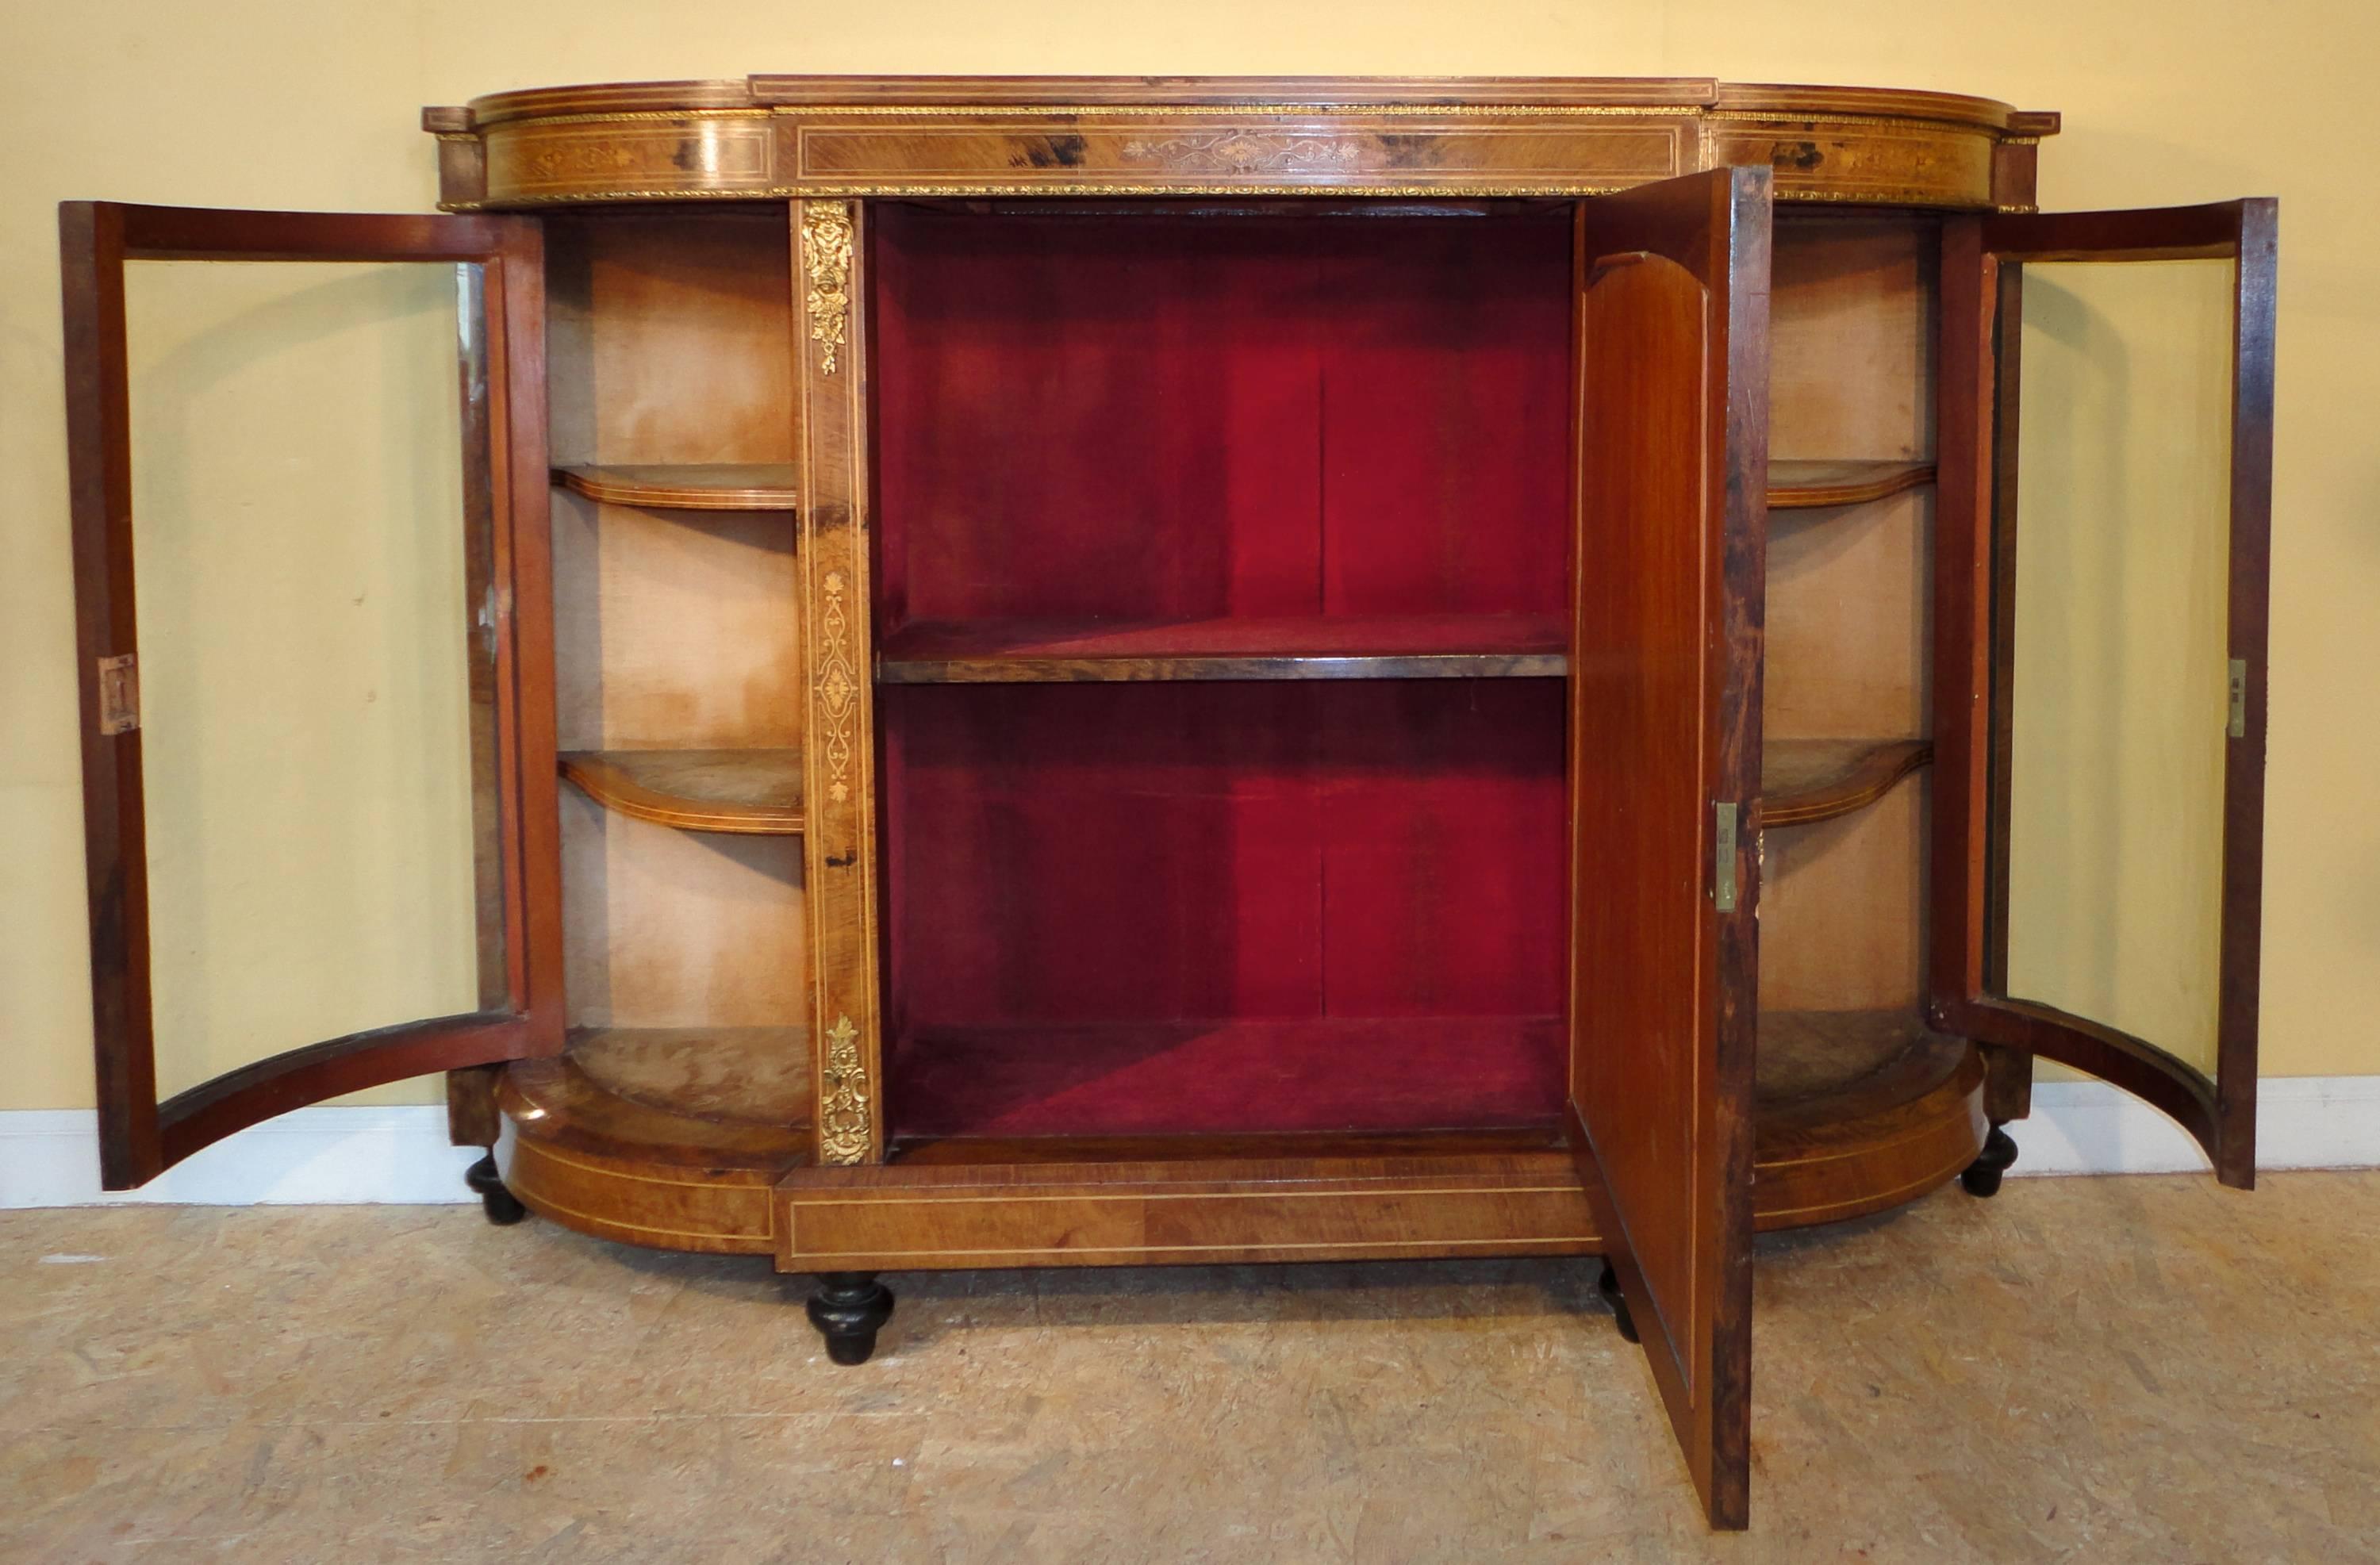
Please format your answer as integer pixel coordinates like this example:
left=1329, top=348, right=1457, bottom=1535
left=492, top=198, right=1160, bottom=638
left=1713, top=800, right=1739, bottom=913
left=97, top=654, right=139, bottom=735
left=2227, top=658, right=2248, bottom=739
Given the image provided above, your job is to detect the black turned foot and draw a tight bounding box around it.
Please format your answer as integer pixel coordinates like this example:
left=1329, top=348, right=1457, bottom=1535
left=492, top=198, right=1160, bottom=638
left=1598, top=1260, right=1640, bottom=1345
left=465, top=1153, right=528, bottom=1226
left=1961, top=1123, right=2020, bottom=1199
left=808, top=1273, right=896, bottom=1365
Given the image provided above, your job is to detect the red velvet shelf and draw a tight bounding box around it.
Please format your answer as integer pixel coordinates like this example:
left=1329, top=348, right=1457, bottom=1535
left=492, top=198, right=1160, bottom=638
left=876, top=614, right=1568, bottom=683
left=888, top=1017, right=1568, bottom=1139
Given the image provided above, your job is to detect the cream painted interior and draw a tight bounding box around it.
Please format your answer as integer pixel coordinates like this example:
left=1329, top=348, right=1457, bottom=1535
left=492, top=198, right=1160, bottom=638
left=3, top=0, right=2374, bottom=1116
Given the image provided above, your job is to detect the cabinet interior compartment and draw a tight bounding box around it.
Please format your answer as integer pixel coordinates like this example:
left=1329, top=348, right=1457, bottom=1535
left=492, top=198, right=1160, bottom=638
left=1759, top=210, right=1939, bottom=1035
left=1766, top=209, right=1937, bottom=748
left=867, top=201, right=1576, bottom=1141
left=868, top=201, right=1575, bottom=672
left=880, top=681, right=1568, bottom=1139
left=545, top=206, right=810, bottom=1130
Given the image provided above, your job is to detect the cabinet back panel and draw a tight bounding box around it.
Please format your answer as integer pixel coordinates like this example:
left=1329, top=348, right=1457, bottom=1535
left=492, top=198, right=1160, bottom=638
left=868, top=206, right=1572, bottom=629
left=545, top=209, right=797, bottom=466
left=1765, top=214, right=1937, bottom=746
left=560, top=792, right=807, bottom=1028
left=1760, top=213, right=1934, bottom=1016
left=551, top=493, right=803, bottom=751
left=1758, top=780, right=1926, bottom=1012
left=546, top=207, right=805, bottom=754
left=1768, top=213, right=1937, bottom=463
left=1764, top=488, right=1931, bottom=741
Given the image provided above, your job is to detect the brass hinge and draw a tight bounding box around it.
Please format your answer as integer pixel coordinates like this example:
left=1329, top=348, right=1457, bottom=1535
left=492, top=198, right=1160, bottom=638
left=2227, top=658, right=2248, bottom=739
left=1713, top=800, right=1739, bottom=913
left=97, top=654, right=139, bottom=735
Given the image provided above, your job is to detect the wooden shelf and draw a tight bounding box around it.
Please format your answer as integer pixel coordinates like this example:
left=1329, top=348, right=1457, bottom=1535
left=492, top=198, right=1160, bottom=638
left=553, top=463, right=799, bottom=511
left=1762, top=738, right=1931, bottom=827
left=1752, top=1010, right=1982, bottom=1229
left=877, top=615, right=1568, bottom=684
left=547, top=460, right=1924, bottom=517
left=499, top=1029, right=814, bottom=1253
left=561, top=749, right=804, bottom=834
left=1757, top=1007, right=1954, bottom=1110
left=873, top=1009, right=1982, bottom=1236
left=1767, top=459, right=1935, bottom=510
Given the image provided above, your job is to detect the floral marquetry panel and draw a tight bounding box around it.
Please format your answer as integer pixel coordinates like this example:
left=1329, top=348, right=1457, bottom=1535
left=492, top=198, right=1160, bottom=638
left=793, top=198, right=885, bottom=1167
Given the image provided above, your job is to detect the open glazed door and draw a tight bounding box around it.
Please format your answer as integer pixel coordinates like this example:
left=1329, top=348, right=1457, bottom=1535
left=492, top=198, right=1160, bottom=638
left=60, top=204, right=562, bottom=1188
left=1933, top=201, right=2278, bottom=1188
left=1568, top=166, right=1769, bottom=1530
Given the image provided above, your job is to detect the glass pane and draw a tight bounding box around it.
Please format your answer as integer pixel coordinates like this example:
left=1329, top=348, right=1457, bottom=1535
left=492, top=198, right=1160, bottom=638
left=126, top=259, right=499, bottom=1102
left=1998, top=258, right=2235, bottom=1076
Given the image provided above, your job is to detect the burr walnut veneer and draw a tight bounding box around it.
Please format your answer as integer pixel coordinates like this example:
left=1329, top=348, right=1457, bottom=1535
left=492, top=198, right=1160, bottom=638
left=60, top=76, right=2277, bottom=1531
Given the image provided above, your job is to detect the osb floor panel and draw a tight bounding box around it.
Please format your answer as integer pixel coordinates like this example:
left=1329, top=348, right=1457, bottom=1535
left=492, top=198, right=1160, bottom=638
left=4, top=1172, right=2377, bottom=1563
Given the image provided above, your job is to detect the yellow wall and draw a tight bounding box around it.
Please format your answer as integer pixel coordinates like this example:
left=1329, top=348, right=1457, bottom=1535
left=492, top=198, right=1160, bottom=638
left=4, top=0, right=2375, bottom=1110
left=2005, top=261, right=2237, bottom=1080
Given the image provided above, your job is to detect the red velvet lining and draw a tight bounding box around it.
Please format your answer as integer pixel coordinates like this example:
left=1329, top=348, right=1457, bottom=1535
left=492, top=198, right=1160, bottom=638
left=881, top=683, right=1568, bottom=1137
left=869, top=205, right=1574, bottom=631
left=890, top=1018, right=1566, bottom=1138
left=868, top=206, right=1575, bottom=1141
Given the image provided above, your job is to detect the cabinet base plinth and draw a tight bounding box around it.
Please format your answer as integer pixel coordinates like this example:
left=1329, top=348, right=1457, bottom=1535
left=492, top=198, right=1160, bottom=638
left=492, top=1030, right=1988, bottom=1264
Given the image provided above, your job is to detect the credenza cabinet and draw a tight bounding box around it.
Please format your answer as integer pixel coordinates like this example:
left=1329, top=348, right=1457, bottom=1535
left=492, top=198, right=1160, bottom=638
left=61, top=75, right=2277, bottom=1529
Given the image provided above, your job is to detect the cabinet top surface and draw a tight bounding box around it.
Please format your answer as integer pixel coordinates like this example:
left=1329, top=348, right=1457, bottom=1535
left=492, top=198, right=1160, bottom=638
left=424, top=75, right=2059, bottom=211
left=436, top=75, right=2055, bottom=131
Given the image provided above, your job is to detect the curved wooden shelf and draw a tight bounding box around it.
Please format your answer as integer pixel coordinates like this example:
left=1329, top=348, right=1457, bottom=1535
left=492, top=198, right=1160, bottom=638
left=500, top=1027, right=812, bottom=1257
left=554, top=464, right=799, bottom=512
left=1766, top=459, right=1936, bottom=510
left=570, top=1026, right=812, bottom=1128
left=1763, top=738, right=1932, bottom=827
left=1753, top=1013, right=1986, bottom=1231
left=560, top=749, right=804, bottom=835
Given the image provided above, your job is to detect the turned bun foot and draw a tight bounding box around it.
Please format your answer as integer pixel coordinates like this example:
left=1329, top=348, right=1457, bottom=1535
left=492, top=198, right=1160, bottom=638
left=808, top=1272, right=896, bottom=1364
left=1961, top=1123, right=2020, bottom=1199
left=465, top=1153, right=528, bottom=1226
left=1598, top=1260, right=1641, bottom=1344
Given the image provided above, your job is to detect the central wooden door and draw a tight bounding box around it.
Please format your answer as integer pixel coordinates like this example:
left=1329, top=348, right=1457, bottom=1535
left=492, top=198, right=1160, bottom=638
left=1565, top=166, right=1770, bottom=1530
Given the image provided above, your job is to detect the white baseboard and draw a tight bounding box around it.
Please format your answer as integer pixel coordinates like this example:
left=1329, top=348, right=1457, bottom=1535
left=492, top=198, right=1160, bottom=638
left=2013, top=1074, right=2380, bottom=1176
left=0, top=1107, right=479, bottom=1207
left=2, top=1080, right=2374, bottom=1208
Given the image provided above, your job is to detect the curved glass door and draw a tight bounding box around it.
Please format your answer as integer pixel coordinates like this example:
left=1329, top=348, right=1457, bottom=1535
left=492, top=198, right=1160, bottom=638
left=1933, top=201, right=2276, bottom=1187
left=61, top=204, right=562, bottom=1186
